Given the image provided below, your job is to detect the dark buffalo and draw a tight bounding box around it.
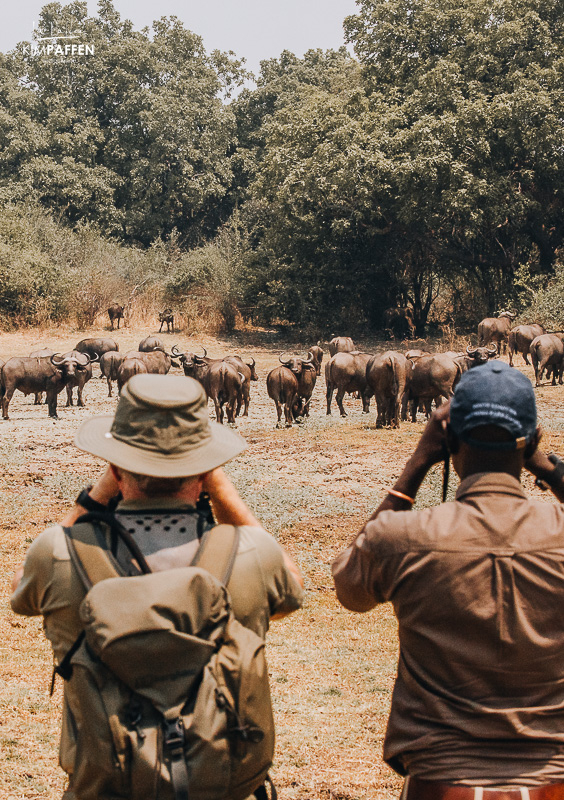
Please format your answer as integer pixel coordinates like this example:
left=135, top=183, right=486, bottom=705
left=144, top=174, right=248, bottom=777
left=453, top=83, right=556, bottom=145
left=309, top=345, right=324, bottom=376
left=477, top=311, right=516, bottom=353
left=458, top=344, right=499, bottom=370
left=139, top=336, right=165, bottom=352
left=530, top=334, right=564, bottom=386
left=266, top=366, right=299, bottom=428
left=382, top=307, right=416, bottom=339
left=75, top=338, right=119, bottom=360
left=179, top=352, right=243, bottom=425
left=325, top=351, right=373, bottom=416
left=100, top=350, right=123, bottom=397
left=64, top=350, right=96, bottom=406
left=158, top=308, right=174, bottom=333
left=223, top=355, right=257, bottom=417
left=117, top=349, right=177, bottom=391
left=407, top=346, right=497, bottom=422
left=108, top=303, right=125, bottom=330
left=508, top=324, right=545, bottom=366
left=278, top=352, right=317, bottom=419
left=328, top=337, right=355, bottom=357
left=1, top=352, right=95, bottom=419
left=408, top=353, right=462, bottom=421
left=117, top=357, right=148, bottom=392
left=30, top=348, right=55, bottom=404
left=366, top=351, right=411, bottom=428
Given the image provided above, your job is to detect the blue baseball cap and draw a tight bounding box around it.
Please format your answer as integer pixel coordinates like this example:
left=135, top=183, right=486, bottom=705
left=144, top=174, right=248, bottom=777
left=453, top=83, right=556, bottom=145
left=449, top=361, right=537, bottom=450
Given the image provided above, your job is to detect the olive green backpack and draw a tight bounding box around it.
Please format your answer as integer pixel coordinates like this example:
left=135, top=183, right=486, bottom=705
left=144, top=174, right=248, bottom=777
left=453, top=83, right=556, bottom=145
left=56, top=514, right=276, bottom=800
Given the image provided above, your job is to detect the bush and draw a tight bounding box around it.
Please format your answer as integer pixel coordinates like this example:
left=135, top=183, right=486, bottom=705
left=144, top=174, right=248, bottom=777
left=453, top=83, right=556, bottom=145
left=518, top=262, right=564, bottom=330
left=164, top=232, right=244, bottom=334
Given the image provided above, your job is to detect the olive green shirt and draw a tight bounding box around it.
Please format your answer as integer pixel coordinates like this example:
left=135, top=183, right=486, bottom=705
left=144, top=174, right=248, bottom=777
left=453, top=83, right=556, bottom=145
left=11, top=499, right=303, bottom=778
left=332, top=472, right=564, bottom=786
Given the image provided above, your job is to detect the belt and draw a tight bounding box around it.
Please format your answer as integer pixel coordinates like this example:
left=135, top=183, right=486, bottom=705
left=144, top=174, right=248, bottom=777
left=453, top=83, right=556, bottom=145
left=403, top=777, right=564, bottom=800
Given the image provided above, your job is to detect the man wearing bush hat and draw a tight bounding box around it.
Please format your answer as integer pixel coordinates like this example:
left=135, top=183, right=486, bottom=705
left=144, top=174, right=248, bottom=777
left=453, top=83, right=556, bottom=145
left=12, top=374, right=304, bottom=799
left=333, top=361, right=564, bottom=798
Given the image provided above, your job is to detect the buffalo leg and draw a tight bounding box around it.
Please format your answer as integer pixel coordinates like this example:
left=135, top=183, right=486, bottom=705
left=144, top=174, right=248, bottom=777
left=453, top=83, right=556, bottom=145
left=2, top=388, right=14, bottom=419
left=336, top=388, right=347, bottom=417
left=214, top=400, right=224, bottom=424
left=326, top=383, right=334, bottom=415
left=107, top=377, right=113, bottom=397
left=361, top=391, right=371, bottom=413
left=226, top=399, right=236, bottom=424
left=66, top=386, right=73, bottom=406
left=77, top=385, right=85, bottom=407
left=284, top=402, right=293, bottom=427
left=47, top=391, right=59, bottom=418
left=34, top=392, right=43, bottom=405
left=274, top=400, right=283, bottom=427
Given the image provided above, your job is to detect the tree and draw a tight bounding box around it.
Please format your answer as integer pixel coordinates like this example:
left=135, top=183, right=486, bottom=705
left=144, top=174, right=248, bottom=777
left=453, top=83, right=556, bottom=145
left=3, top=1, right=245, bottom=244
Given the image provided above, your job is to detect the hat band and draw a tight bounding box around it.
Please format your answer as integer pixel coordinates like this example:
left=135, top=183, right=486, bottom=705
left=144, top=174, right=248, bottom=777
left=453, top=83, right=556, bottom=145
left=459, top=434, right=528, bottom=451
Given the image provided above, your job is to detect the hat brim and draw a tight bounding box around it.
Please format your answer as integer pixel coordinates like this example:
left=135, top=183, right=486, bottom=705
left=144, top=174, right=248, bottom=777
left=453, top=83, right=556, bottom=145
left=74, top=414, right=246, bottom=477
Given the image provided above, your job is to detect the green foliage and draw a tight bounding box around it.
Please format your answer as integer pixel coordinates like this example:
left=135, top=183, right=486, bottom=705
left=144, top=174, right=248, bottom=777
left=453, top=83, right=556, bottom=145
left=164, top=225, right=245, bottom=333
left=1, top=0, right=564, bottom=332
left=2, top=2, right=245, bottom=245
left=0, top=203, right=173, bottom=328
left=0, top=207, right=70, bottom=324
left=231, top=0, right=564, bottom=331
left=519, top=261, right=564, bottom=329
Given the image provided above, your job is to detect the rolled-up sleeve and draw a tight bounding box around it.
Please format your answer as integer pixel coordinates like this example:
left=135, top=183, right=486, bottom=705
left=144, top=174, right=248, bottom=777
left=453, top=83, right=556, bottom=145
left=11, top=526, right=64, bottom=616
left=332, top=510, right=413, bottom=612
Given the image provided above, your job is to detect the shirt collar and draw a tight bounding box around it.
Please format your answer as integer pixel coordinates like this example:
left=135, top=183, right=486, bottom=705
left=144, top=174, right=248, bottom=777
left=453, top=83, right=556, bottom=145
left=116, top=497, right=197, bottom=512
left=455, top=471, right=527, bottom=501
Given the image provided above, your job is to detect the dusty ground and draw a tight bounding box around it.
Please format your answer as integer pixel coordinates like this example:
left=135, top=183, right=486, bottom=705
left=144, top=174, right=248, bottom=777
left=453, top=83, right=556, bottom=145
left=1, top=324, right=563, bottom=800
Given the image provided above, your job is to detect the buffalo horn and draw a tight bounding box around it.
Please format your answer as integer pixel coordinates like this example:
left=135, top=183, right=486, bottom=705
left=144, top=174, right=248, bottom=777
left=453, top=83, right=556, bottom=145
left=246, top=356, right=255, bottom=368
left=303, top=351, right=314, bottom=365
left=50, top=353, right=66, bottom=366
left=466, top=345, right=477, bottom=356
left=171, top=345, right=183, bottom=357
left=279, top=352, right=291, bottom=364
left=486, top=344, right=498, bottom=355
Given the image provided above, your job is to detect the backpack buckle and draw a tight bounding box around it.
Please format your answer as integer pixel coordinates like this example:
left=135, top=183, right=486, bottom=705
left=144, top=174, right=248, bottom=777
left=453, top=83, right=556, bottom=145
left=163, top=718, right=185, bottom=758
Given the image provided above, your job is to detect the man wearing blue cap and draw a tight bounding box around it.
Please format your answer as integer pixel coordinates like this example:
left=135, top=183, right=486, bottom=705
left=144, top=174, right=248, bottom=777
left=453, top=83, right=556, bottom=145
left=333, top=361, right=564, bottom=799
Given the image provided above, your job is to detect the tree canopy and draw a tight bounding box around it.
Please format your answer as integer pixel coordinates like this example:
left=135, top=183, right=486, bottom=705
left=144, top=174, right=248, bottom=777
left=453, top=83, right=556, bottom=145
left=2, top=0, right=564, bottom=331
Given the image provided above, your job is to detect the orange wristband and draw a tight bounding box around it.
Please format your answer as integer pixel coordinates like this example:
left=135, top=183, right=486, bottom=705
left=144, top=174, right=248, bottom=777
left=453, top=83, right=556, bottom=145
left=387, top=488, right=415, bottom=505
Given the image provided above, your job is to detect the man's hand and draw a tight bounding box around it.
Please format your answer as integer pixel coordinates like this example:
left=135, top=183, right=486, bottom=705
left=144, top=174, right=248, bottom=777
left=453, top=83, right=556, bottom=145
left=410, top=401, right=451, bottom=471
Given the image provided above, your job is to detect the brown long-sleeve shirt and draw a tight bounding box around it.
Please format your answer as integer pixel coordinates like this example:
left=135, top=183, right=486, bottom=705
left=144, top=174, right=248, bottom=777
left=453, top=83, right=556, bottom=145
left=332, top=472, right=564, bottom=785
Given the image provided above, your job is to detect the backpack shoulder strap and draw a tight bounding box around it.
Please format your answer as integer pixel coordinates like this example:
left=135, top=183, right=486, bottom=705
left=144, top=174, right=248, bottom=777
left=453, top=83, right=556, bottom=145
left=64, top=522, right=123, bottom=591
left=191, top=524, right=240, bottom=586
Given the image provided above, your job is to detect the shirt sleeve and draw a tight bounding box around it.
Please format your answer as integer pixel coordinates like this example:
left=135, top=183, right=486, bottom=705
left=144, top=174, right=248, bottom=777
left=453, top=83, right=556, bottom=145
left=10, top=526, right=62, bottom=616
left=240, top=526, right=304, bottom=617
left=332, top=510, right=411, bottom=612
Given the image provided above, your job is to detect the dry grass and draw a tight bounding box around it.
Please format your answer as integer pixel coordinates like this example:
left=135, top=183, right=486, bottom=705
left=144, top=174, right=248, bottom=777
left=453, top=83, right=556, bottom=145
left=0, top=326, right=563, bottom=800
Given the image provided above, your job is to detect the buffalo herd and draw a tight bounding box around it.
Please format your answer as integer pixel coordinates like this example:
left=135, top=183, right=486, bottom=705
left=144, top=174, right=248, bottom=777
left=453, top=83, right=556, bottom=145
left=0, top=310, right=559, bottom=426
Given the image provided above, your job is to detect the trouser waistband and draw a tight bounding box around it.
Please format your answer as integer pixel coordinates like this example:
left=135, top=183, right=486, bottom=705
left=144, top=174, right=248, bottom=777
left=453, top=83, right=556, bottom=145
left=402, top=776, right=564, bottom=800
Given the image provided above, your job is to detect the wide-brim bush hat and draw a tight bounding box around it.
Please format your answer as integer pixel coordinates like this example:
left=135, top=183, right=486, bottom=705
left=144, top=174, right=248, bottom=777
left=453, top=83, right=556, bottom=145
left=449, top=361, right=537, bottom=450
left=75, top=374, right=246, bottom=477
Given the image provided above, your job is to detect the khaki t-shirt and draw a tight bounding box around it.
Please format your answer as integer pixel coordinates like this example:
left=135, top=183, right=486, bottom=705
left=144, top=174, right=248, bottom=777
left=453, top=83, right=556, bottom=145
left=11, top=500, right=303, bottom=776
